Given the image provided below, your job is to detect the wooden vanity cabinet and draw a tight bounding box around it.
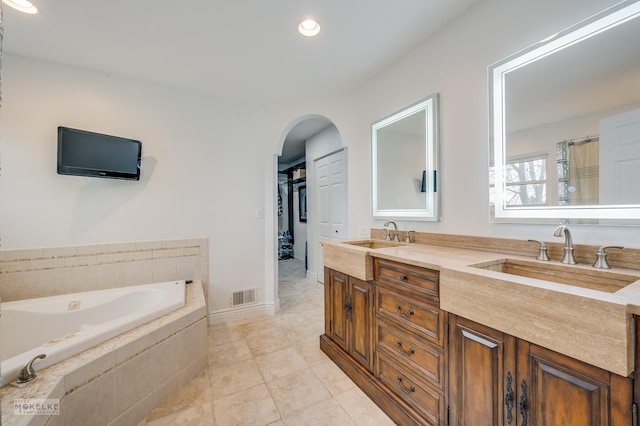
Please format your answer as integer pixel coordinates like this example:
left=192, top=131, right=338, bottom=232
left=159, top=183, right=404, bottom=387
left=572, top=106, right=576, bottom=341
left=322, top=257, right=636, bottom=425
left=324, top=268, right=375, bottom=372
left=374, top=258, right=447, bottom=425
left=448, top=315, right=515, bottom=425
left=449, top=315, right=633, bottom=426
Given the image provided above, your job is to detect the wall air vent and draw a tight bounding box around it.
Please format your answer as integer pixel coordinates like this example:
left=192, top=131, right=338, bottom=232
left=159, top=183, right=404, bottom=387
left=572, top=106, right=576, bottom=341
left=231, top=288, right=256, bottom=306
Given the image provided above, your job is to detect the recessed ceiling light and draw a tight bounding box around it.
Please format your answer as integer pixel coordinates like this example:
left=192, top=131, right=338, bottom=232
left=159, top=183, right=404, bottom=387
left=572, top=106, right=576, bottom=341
left=3, top=0, right=38, bottom=14
left=298, top=18, right=321, bottom=37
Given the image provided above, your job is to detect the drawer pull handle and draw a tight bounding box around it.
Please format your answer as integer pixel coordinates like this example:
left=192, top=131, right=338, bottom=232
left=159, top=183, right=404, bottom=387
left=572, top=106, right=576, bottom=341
left=519, top=379, right=528, bottom=426
left=395, top=304, right=414, bottom=318
left=505, top=372, right=514, bottom=424
left=399, top=275, right=407, bottom=281
left=396, top=376, right=415, bottom=393
left=396, top=340, right=415, bottom=356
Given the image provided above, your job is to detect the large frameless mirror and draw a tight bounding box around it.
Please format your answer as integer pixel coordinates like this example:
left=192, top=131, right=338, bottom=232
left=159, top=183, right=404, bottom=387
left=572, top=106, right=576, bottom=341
left=489, top=1, right=640, bottom=224
left=372, top=93, right=439, bottom=221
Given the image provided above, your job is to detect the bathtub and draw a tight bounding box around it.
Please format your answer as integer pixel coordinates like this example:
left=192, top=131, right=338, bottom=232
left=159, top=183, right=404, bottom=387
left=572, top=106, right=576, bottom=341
left=0, top=280, right=186, bottom=386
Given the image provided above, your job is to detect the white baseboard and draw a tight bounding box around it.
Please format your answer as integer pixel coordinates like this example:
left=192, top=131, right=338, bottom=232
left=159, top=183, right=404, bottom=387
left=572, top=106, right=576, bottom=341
left=208, top=300, right=280, bottom=325
left=306, top=270, right=318, bottom=281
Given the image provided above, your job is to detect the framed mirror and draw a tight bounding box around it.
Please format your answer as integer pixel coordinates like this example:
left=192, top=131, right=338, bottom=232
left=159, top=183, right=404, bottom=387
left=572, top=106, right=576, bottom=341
left=372, top=93, right=439, bottom=220
left=489, top=1, right=640, bottom=224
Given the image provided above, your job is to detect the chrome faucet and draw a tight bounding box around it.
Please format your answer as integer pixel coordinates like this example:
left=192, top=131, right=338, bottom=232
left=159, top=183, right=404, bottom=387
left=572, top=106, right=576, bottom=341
left=593, top=245, right=624, bottom=269
left=553, top=225, right=577, bottom=264
left=528, top=239, right=550, bottom=261
left=405, top=230, right=414, bottom=244
left=17, top=353, right=46, bottom=384
left=384, top=220, right=399, bottom=242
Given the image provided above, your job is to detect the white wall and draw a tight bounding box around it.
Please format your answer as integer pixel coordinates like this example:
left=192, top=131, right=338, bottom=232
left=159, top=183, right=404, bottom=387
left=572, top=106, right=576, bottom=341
left=3, top=0, right=639, bottom=322
left=265, top=0, right=639, bottom=254
left=0, top=55, right=268, bottom=316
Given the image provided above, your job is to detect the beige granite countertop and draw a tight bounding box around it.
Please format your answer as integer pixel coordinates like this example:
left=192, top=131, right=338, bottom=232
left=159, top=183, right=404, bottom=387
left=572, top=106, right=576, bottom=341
left=322, top=238, right=640, bottom=376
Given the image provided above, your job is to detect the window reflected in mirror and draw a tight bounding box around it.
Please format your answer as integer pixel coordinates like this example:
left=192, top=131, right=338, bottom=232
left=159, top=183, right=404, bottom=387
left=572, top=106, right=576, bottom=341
left=489, top=1, right=640, bottom=223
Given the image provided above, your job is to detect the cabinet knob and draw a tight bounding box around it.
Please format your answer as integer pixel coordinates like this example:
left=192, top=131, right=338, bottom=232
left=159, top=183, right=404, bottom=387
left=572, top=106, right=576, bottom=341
left=399, top=275, right=407, bottom=282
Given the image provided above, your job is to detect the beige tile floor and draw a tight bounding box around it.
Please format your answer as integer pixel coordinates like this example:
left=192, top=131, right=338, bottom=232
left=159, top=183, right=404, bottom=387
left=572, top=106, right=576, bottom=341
left=141, top=259, right=395, bottom=425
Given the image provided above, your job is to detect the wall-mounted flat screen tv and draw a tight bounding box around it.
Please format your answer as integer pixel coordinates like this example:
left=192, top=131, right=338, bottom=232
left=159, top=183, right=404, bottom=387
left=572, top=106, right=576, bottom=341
left=57, top=126, right=142, bottom=181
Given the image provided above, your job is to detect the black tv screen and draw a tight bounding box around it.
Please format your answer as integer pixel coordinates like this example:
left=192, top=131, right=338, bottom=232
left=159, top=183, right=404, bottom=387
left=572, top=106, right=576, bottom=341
left=57, top=127, right=142, bottom=181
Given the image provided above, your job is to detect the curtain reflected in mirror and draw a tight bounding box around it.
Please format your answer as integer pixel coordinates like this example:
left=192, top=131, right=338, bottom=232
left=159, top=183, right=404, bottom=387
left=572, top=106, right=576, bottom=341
left=557, top=137, right=599, bottom=206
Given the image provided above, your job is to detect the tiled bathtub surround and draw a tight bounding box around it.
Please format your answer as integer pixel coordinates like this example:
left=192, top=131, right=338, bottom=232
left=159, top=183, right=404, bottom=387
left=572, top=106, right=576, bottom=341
left=0, top=238, right=209, bottom=302
left=0, top=280, right=208, bottom=426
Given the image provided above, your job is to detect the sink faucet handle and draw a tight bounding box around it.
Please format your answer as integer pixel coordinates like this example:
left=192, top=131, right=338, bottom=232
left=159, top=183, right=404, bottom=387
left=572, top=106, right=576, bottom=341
left=385, top=229, right=391, bottom=241
left=593, top=246, right=624, bottom=269
left=405, top=231, right=414, bottom=244
left=528, top=239, right=550, bottom=261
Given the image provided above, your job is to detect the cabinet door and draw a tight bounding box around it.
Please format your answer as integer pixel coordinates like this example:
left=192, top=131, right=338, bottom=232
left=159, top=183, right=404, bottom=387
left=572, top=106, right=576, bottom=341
left=448, top=315, right=516, bottom=426
left=349, top=277, right=374, bottom=370
left=327, top=269, right=349, bottom=351
left=521, top=342, right=632, bottom=426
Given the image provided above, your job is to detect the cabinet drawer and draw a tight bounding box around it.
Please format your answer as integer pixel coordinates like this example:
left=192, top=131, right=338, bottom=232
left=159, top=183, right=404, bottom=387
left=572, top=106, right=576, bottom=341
left=377, top=354, right=444, bottom=426
left=377, top=284, right=444, bottom=346
left=377, top=321, right=445, bottom=389
left=375, top=258, right=439, bottom=301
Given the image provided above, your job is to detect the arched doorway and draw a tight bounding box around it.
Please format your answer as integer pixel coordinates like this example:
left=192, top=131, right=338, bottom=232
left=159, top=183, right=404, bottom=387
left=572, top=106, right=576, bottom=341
left=275, top=115, right=346, bottom=291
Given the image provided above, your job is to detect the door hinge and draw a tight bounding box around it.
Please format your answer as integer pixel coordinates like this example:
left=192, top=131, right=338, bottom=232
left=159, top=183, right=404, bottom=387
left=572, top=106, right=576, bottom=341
left=633, top=403, right=638, bottom=426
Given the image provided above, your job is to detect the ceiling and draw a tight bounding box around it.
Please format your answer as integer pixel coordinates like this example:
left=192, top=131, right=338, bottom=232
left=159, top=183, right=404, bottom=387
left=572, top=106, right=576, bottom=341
left=2, top=0, right=480, bottom=159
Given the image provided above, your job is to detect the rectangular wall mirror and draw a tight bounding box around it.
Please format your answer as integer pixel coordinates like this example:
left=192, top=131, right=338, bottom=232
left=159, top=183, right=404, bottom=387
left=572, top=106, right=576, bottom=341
left=489, top=1, right=640, bottom=224
left=372, top=93, right=440, bottom=221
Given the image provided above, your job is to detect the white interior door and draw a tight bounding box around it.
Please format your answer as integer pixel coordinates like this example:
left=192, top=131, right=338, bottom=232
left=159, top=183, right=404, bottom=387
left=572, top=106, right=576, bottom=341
left=600, top=108, right=640, bottom=205
left=315, top=149, right=348, bottom=283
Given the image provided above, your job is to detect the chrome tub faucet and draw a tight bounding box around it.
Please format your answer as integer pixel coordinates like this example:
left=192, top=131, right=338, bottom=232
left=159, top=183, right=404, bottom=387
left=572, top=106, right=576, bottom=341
left=17, top=353, right=46, bottom=384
